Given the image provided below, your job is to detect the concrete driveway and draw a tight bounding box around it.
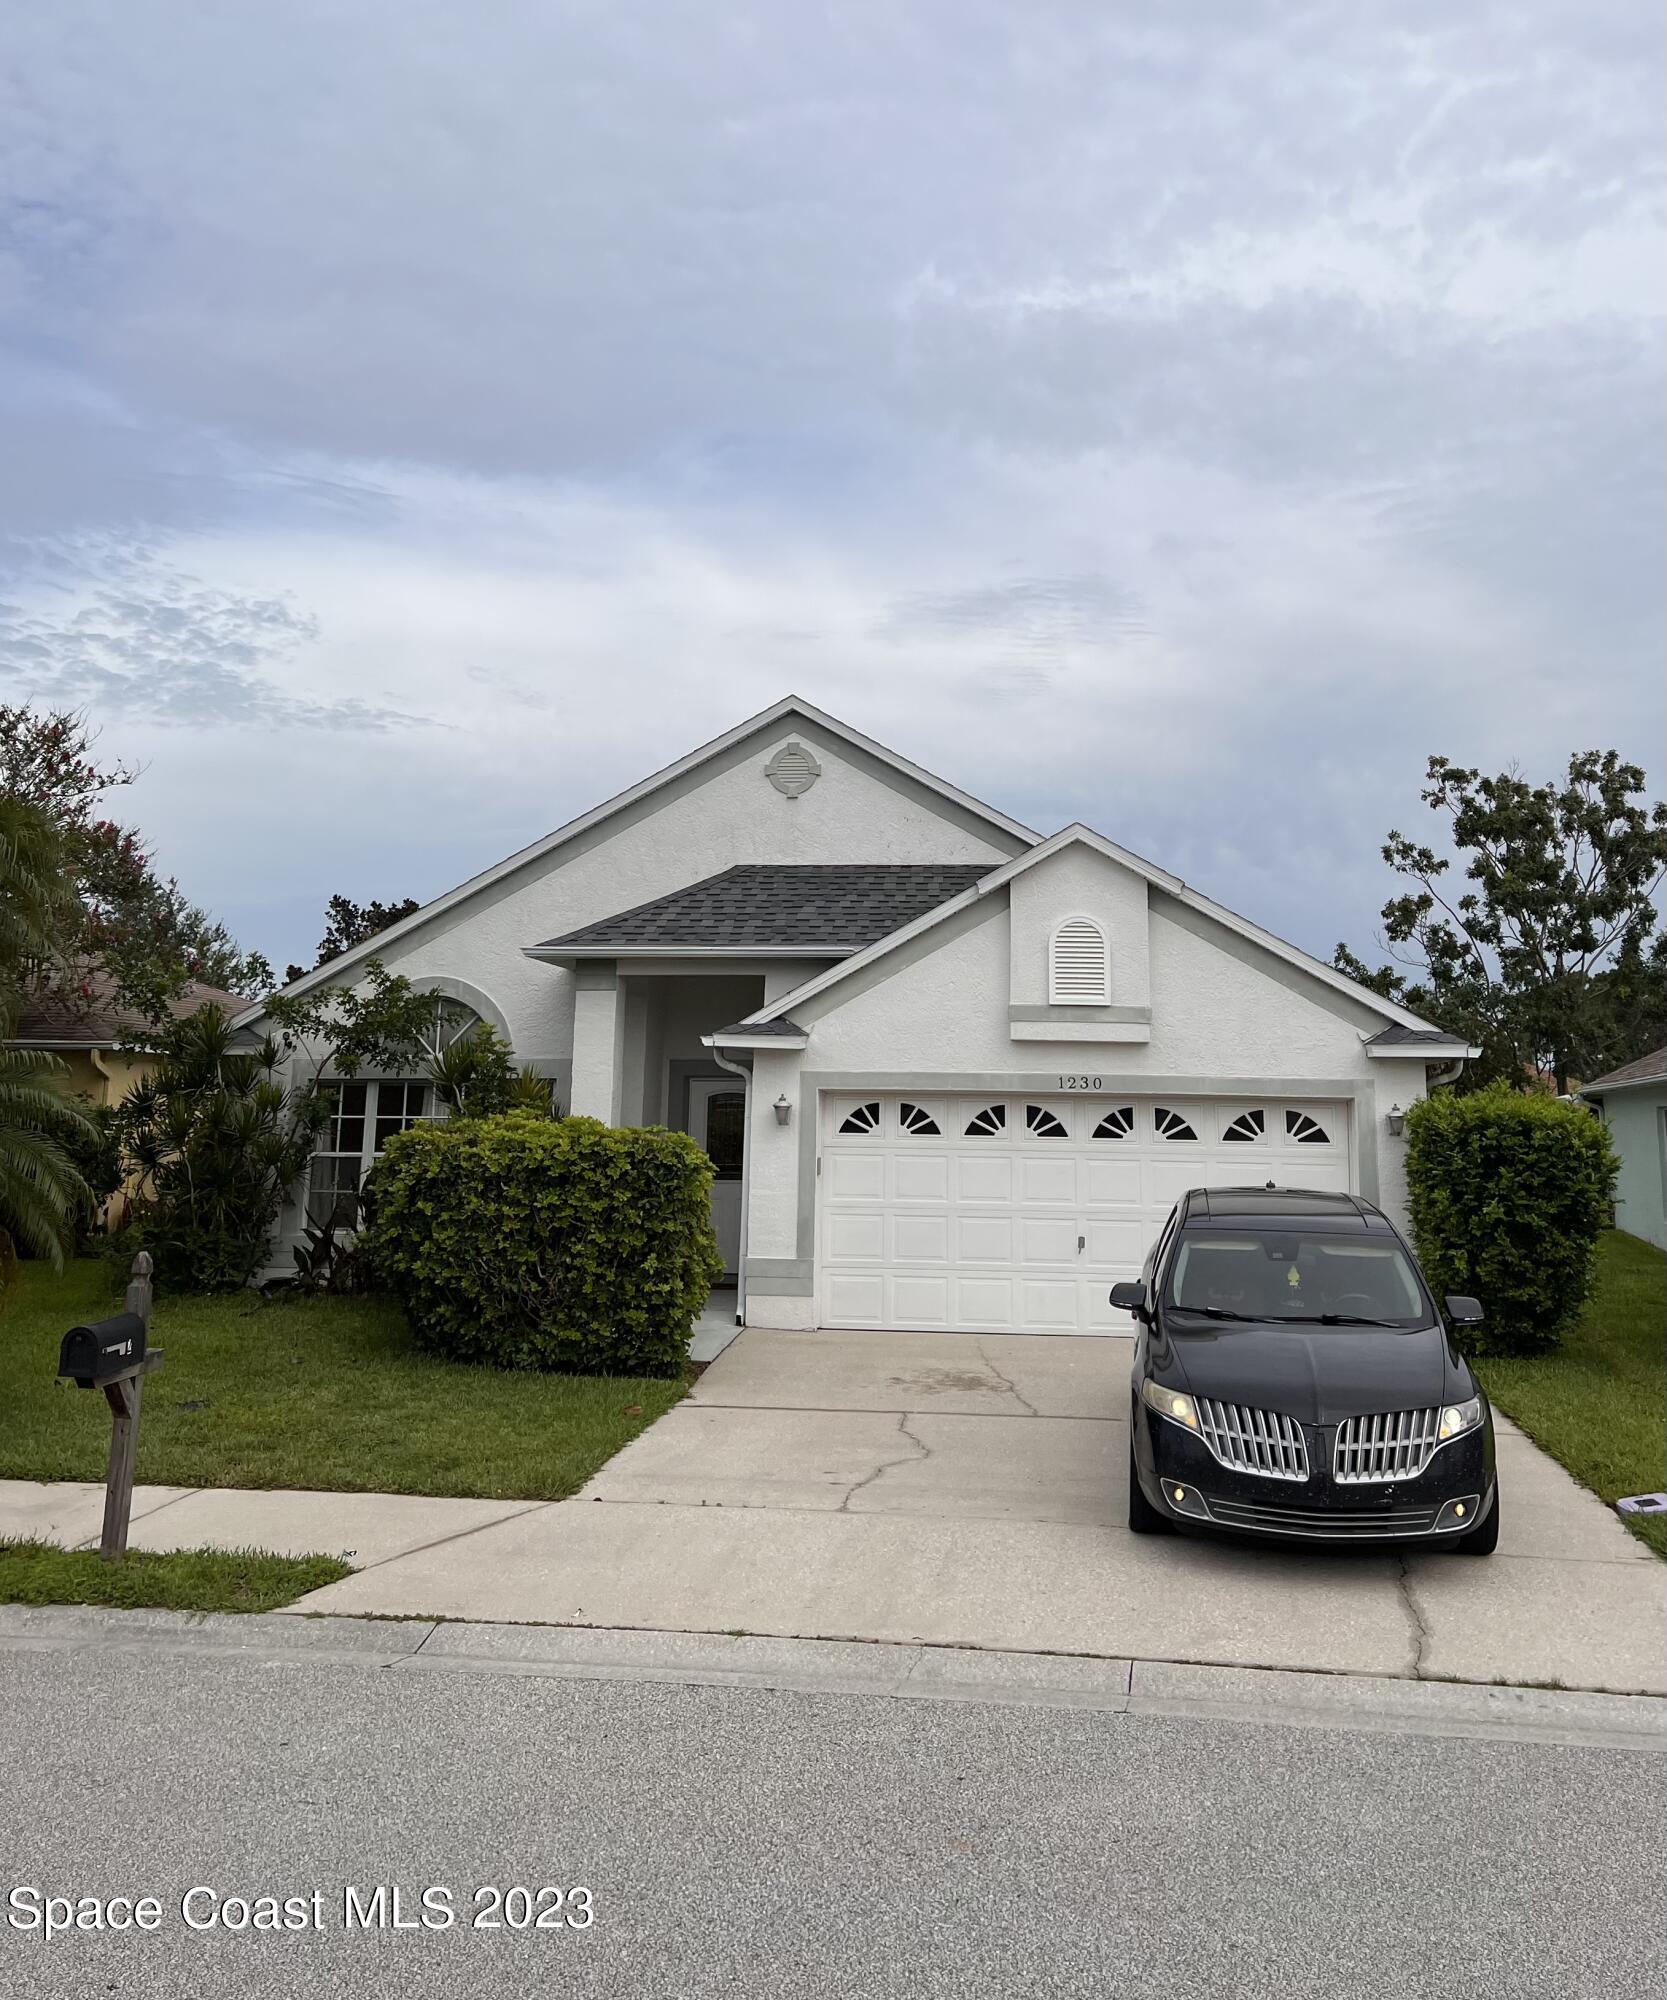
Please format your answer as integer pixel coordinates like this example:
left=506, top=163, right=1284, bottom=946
left=292, top=1328, right=1666, bottom=1695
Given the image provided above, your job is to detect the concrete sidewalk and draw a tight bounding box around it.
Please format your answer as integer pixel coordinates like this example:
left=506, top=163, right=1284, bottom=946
left=0, top=1477, right=539, bottom=1568
left=4, top=1328, right=1662, bottom=1696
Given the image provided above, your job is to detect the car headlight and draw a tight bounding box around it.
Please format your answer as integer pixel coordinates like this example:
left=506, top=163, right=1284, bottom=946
left=1438, top=1396, right=1483, bottom=1441
left=1140, top=1378, right=1200, bottom=1431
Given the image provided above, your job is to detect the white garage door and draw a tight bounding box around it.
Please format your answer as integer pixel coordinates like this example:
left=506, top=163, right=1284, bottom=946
left=819, top=1091, right=1353, bottom=1334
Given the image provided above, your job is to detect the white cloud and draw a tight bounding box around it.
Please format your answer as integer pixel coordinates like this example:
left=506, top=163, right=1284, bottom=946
left=0, top=0, right=1659, bottom=973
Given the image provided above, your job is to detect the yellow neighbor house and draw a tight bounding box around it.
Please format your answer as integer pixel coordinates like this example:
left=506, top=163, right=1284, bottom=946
left=8, top=972, right=249, bottom=1109
left=7, top=974, right=250, bottom=1229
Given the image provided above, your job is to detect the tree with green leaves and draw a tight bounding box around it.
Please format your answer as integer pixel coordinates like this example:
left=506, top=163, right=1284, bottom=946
left=267, top=960, right=554, bottom=1118
left=1336, top=751, right=1667, bottom=1091
left=0, top=791, right=93, bottom=1272
left=0, top=705, right=273, bottom=1021
left=283, top=892, right=421, bottom=986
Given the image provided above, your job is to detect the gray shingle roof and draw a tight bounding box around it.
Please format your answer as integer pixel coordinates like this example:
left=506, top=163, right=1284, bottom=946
left=1582, top=1044, right=1667, bottom=1093
left=533, top=864, right=988, bottom=953
left=1363, top=1025, right=1472, bottom=1047
left=713, top=1016, right=806, bottom=1039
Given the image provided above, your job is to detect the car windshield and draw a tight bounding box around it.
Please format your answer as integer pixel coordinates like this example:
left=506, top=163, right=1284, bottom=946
left=1163, top=1228, right=1429, bottom=1326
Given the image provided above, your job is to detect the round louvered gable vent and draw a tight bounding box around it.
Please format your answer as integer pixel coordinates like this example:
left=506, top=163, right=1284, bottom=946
left=765, top=740, right=822, bottom=798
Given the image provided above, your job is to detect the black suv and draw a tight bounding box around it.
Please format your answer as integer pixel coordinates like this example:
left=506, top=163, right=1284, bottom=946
left=1113, top=1186, right=1498, bottom=1553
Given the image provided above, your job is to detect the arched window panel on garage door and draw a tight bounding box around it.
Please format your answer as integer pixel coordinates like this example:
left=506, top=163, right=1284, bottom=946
left=837, top=1100, right=882, bottom=1136
left=1025, top=1104, right=1069, bottom=1138
left=1092, top=1105, right=1135, bottom=1140
left=1286, top=1108, right=1332, bottom=1144
left=1221, top=1107, right=1267, bottom=1143
left=965, top=1103, right=1007, bottom=1136
left=899, top=1101, right=941, bottom=1136
left=1153, top=1106, right=1198, bottom=1140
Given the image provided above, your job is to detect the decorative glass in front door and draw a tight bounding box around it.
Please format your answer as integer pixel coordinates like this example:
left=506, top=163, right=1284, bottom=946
left=703, top=1091, right=745, bottom=1181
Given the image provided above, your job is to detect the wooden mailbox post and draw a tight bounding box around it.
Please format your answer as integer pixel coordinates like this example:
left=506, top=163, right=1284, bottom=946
left=56, top=1251, right=163, bottom=1561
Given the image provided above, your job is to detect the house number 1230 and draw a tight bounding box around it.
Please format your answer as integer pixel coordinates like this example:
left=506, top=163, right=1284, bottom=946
left=1057, top=1075, right=1103, bottom=1090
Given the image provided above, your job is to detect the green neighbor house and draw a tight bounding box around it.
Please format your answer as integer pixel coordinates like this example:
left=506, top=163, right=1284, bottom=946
left=1582, top=1045, right=1667, bottom=1252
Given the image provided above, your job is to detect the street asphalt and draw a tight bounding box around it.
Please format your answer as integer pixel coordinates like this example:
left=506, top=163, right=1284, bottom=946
left=1, top=1633, right=1661, bottom=2000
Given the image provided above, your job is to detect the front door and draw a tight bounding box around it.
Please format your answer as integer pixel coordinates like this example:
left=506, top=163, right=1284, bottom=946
left=690, top=1078, right=745, bottom=1278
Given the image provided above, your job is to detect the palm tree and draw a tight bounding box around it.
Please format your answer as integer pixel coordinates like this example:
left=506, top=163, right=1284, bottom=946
left=0, top=791, right=92, bottom=1275
left=0, top=1043, right=93, bottom=1275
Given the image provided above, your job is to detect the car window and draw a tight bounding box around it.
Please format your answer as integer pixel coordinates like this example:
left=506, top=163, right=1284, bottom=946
left=1144, top=1205, right=1180, bottom=1285
left=1165, top=1230, right=1427, bottom=1323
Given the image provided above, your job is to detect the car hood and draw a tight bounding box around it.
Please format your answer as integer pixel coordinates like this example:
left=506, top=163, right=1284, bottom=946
left=1162, top=1320, right=1453, bottom=1427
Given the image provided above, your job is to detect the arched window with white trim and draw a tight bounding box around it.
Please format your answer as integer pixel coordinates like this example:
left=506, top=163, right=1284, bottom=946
left=1048, top=915, right=1110, bottom=1004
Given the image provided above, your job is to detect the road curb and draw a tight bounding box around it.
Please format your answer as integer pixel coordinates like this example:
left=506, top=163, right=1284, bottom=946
left=2, top=1602, right=1663, bottom=1747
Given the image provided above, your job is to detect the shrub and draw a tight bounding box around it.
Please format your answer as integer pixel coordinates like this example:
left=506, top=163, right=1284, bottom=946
left=369, top=1112, right=722, bottom=1374
left=114, top=1005, right=326, bottom=1293
left=1404, top=1083, right=1618, bottom=1355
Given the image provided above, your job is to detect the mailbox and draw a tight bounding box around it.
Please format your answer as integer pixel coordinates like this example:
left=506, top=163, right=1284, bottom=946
left=58, top=1312, right=148, bottom=1389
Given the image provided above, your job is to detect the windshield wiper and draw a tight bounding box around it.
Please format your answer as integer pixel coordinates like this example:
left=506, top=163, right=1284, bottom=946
left=1169, top=1306, right=1261, bottom=1322
left=1269, top=1312, right=1403, bottom=1326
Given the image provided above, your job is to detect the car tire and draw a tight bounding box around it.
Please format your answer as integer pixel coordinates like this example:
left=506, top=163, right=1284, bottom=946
left=1128, top=1447, right=1172, bottom=1535
left=1454, top=1487, right=1500, bottom=1556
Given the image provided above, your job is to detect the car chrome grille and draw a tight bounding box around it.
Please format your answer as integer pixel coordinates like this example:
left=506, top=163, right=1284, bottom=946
left=1333, top=1408, right=1442, bottom=1484
left=1195, top=1399, right=1309, bottom=1481
left=1206, top=1498, right=1440, bottom=1538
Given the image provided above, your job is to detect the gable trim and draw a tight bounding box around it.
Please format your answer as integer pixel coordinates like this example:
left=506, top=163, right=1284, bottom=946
left=745, top=826, right=1440, bottom=1036
left=236, top=697, right=1038, bottom=1028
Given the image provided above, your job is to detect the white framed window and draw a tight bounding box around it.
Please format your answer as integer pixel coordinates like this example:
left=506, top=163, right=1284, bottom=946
left=308, top=1078, right=432, bottom=1228
left=1048, top=916, right=1110, bottom=1004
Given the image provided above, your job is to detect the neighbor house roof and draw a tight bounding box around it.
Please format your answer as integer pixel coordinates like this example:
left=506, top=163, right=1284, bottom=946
left=9, top=972, right=250, bottom=1051
left=1582, top=1045, right=1667, bottom=1095
left=528, top=864, right=991, bottom=957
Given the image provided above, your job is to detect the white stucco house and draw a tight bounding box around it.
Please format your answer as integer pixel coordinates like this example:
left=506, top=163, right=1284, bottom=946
left=240, top=698, right=1477, bottom=1334
left=1581, top=1046, right=1667, bottom=1252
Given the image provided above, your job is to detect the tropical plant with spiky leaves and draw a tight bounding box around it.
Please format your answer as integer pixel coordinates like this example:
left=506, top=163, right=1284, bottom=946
left=115, top=1005, right=327, bottom=1292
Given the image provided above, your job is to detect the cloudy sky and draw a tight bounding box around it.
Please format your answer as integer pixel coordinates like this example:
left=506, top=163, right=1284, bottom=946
left=2, top=3, right=1661, bottom=980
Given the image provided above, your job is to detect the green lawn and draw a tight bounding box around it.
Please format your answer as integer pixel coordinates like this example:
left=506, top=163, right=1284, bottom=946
left=1474, top=1231, right=1667, bottom=1558
left=0, top=1261, right=687, bottom=1501
left=0, top=1539, right=351, bottom=1612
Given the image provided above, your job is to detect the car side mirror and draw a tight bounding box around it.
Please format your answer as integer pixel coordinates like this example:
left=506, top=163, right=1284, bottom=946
left=1109, top=1280, right=1149, bottom=1320
left=1444, top=1295, right=1485, bottom=1326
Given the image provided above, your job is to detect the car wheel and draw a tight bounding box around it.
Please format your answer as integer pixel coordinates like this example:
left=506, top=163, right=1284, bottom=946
left=1453, top=1488, right=1500, bottom=1556
left=1128, top=1446, right=1172, bottom=1535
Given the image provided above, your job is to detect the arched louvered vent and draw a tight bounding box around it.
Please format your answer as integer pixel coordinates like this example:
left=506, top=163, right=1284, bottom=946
left=1048, top=916, right=1110, bottom=1004
left=1222, top=1108, right=1266, bottom=1142
left=1092, top=1105, right=1135, bottom=1139
left=965, top=1103, right=1007, bottom=1136
left=837, top=1100, right=881, bottom=1135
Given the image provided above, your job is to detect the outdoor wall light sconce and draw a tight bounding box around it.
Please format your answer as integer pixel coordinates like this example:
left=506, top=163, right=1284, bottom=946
left=1386, top=1104, right=1405, bottom=1136
left=773, top=1094, right=792, bottom=1126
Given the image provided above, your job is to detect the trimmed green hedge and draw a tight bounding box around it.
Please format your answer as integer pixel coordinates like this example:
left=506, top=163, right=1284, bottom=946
left=1405, top=1083, right=1618, bottom=1356
left=369, top=1113, right=723, bottom=1374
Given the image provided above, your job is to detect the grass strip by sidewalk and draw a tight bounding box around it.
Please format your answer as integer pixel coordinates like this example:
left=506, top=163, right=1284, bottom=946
left=1473, top=1231, right=1667, bottom=1559
left=0, top=1260, right=686, bottom=1501
left=0, top=1539, right=353, bottom=1613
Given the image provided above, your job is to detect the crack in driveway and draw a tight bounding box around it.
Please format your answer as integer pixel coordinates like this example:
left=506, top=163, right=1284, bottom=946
left=840, top=1414, right=931, bottom=1512
left=1394, top=1554, right=1432, bottom=1678
left=974, top=1341, right=1040, bottom=1417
